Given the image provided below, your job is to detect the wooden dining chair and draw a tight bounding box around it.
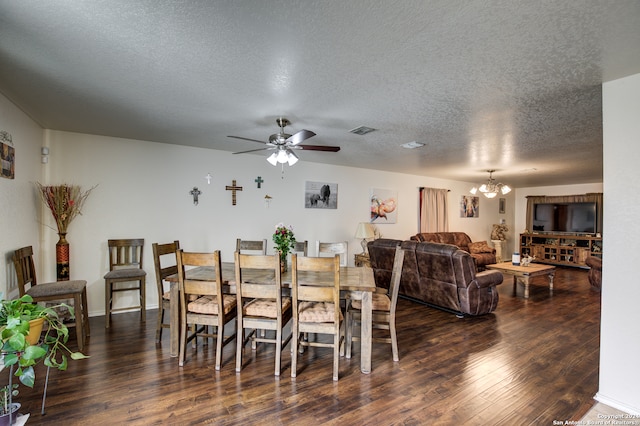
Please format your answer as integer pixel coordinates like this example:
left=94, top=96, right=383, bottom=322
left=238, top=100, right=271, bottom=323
left=291, top=254, right=343, bottom=381
left=12, top=246, right=90, bottom=351
left=292, top=240, right=308, bottom=256
left=104, top=239, right=146, bottom=328
left=177, top=249, right=237, bottom=369
left=236, top=238, right=267, bottom=255
left=152, top=240, right=180, bottom=343
left=234, top=252, right=293, bottom=375
left=345, top=244, right=405, bottom=362
left=315, top=241, right=348, bottom=267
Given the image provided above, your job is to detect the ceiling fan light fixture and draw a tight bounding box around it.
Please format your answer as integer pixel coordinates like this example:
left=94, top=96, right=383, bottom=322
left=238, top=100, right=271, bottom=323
left=266, top=152, right=278, bottom=166
left=470, top=170, right=511, bottom=199
left=287, top=150, right=299, bottom=166
left=276, top=149, right=289, bottom=164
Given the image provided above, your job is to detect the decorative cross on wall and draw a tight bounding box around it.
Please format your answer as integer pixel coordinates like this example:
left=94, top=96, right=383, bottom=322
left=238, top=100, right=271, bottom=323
left=189, top=187, right=201, bottom=205
left=225, top=180, right=243, bottom=206
left=255, top=176, right=264, bottom=188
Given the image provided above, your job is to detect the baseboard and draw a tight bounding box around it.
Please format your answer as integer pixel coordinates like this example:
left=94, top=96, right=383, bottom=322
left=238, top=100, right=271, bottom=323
left=595, top=392, right=640, bottom=416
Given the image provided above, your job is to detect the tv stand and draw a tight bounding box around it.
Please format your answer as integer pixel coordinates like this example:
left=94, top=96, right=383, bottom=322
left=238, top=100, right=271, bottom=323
left=520, top=232, right=602, bottom=268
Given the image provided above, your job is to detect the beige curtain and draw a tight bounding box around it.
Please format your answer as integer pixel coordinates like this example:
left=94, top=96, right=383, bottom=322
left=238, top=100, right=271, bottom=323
left=419, top=187, right=449, bottom=232
left=525, top=193, right=603, bottom=232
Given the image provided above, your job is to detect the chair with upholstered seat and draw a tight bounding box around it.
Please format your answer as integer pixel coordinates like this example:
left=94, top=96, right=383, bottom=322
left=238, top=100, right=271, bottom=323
left=291, top=254, right=343, bottom=381
left=234, top=252, right=293, bottom=375
left=12, top=246, right=89, bottom=351
left=152, top=240, right=180, bottom=343
left=315, top=241, right=348, bottom=267
left=345, top=244, right=404, bottom=362
left=236, top=238, right=267, bottom=255
left=104, top=238, right=146, bottom=328
left=177, top=249, right=237, bottom=369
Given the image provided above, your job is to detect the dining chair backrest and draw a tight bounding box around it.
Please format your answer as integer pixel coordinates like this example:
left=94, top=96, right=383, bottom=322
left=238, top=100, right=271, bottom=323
left=293, top=240, right=308, bottom=256
left=234, top=251, right=292, bottom=375
left=108, top=238, right=145, bottom=271
left=177, top=249, right=236, bottom=369
left=291, top=253, right=342, bottom=380
left=236, top=238, right=268, bottom=255
left=152, top=240, right=180, bottom=296
left=152, top=240, right=180, bottom=343
left=177, top=250, right=224, bottom=300
left=315, top=240, right=348, bottom=267
left=12, top=245, right=38, bottom=296
left=234, top=252, right=282, bottom=301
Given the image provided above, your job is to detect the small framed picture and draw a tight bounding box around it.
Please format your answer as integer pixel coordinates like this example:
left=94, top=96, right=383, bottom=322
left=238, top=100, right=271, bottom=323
left=499, top=198, right=506, bottom=214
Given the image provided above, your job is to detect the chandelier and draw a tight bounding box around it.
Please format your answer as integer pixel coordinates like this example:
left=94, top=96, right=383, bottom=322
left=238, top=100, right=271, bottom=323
left=469, top=170, right=511, bottom=199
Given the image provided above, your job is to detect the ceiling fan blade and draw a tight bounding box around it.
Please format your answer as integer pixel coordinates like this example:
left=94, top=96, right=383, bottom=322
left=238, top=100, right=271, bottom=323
left=287, top=129, right=316, bottom=146
left=232, top=147, right=273, bottom=154
left=228, top=135, right=269, bottom=144
left=298, top=144, right=341, bottom=152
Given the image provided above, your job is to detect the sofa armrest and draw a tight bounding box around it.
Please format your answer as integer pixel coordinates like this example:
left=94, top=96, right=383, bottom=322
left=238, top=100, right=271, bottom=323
left=473, top=270, right=504, bottom=288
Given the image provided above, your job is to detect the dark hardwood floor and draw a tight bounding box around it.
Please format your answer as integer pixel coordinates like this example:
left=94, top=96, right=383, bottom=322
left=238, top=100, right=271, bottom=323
left=15, top=266, right=600, bottom=425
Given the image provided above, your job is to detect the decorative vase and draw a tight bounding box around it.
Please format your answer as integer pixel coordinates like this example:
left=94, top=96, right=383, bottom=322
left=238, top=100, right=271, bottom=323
left=56, top=232, right=70, bottom=281
left=280, top=257, right=287, bottom=273
left=26, top=317, right=45, bottom=345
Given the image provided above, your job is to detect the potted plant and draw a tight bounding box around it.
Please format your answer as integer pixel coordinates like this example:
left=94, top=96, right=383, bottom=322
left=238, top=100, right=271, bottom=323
left=0, top=294, right=88, bottom=419
left=272, top=223, right=296, bottom=272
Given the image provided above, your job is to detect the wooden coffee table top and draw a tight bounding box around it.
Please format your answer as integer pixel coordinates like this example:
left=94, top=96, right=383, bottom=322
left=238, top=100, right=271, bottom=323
left=486, top=261, right=556, bottom=276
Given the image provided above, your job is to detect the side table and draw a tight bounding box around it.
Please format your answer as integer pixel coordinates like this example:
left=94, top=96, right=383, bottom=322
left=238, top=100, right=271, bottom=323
left=354, top=253, right=370, bottom=267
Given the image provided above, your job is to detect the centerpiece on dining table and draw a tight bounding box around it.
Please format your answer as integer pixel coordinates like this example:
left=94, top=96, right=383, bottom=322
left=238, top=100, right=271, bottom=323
left=272, top=223, right=296, bottom=272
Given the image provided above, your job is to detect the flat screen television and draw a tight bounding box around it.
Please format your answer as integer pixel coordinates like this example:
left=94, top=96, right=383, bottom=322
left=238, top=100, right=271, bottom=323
left=532, top=202, right=597, bottom=233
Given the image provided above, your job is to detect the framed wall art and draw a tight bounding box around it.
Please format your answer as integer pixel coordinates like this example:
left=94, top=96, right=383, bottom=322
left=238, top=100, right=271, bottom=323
left=460, top=195, right=479, bottom=218
left=499, top=198, right=506, bottom=214
left=0, top=130, right=15, bottom=179
left=370, top=188, right=397, bottom=223
left=305, top=181, right=337, bottom=209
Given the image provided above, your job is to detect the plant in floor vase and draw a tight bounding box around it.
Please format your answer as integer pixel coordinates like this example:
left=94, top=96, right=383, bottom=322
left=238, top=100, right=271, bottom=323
left=272, top=223, right=296, bottom=270
left=35, top=182, right=96, bottom=281
left=0, top=294, right=89, bottom=416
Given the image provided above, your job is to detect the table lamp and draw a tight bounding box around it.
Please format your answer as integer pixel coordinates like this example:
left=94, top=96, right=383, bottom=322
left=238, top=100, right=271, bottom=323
left=354, top=222, right=375, bottom=254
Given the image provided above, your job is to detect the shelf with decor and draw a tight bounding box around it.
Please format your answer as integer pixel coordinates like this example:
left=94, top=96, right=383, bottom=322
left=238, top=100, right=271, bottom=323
left=520, top=232, right=602, bottom=268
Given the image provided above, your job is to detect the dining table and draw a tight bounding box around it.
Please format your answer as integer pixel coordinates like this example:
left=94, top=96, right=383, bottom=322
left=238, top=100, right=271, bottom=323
left=166, top=262, right=376, bottom=374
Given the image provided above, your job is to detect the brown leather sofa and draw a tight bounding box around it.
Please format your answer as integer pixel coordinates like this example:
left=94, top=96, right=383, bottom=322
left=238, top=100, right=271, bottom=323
left=411, top=232, right=496, bottom=270
left=368, top=239, right=503, bottom=316
left=585, top=256, right=602, bottom=292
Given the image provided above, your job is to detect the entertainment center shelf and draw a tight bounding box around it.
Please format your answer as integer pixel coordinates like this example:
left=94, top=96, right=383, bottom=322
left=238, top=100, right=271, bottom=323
left=520, top=233, right=602, bottom=268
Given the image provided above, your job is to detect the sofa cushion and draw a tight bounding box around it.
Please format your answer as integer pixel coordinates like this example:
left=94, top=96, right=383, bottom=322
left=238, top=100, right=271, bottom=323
left=468, top=241, right=494, bottom=254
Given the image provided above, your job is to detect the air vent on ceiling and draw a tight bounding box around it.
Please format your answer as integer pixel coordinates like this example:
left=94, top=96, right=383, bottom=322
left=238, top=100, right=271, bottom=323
left=401, top=141, right=425, bottom=149
left=349, top=126, right=377, bottom=135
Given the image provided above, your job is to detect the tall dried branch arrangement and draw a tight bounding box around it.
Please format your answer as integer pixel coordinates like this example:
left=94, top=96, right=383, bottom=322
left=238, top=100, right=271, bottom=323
left=35, top=183, right=96, bottom=233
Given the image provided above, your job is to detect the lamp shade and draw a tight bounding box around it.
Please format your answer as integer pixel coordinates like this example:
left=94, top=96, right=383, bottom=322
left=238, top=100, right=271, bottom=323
left=354, top=222, right=375, bottom=239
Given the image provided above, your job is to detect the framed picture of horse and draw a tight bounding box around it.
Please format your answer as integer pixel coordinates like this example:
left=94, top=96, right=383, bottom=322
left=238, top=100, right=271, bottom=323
left=304, top=181, right=338, bottom=209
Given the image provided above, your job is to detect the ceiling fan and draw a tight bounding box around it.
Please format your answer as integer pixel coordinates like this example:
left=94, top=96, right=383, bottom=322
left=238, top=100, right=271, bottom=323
left=228, top=117, right=340, bottom=166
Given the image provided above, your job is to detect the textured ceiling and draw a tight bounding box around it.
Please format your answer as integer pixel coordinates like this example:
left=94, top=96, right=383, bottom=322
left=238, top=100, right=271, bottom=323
left=1, top=1, right=639, bottom=187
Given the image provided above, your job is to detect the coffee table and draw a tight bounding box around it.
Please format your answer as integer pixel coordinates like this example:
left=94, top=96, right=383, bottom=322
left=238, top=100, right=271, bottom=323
left=486, top=261, right=556, bottom=299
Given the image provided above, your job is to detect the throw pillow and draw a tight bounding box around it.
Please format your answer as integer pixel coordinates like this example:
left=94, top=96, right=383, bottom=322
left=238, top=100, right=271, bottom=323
left=468, top=241, right=493, bottom=254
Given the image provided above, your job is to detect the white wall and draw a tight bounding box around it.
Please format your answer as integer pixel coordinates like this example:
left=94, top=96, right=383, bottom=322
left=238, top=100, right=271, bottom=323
left=38, top=129, right=511, bottom=317
left=596, top=73, right=640, bottom=414
left=0, top=94, right=43, bottom=298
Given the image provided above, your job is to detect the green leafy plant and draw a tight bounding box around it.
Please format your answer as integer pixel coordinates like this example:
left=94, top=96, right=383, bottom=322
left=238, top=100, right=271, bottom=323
left=272, top=223, right=296, bottom=263
left=0, top=294, right=88, bottom=414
